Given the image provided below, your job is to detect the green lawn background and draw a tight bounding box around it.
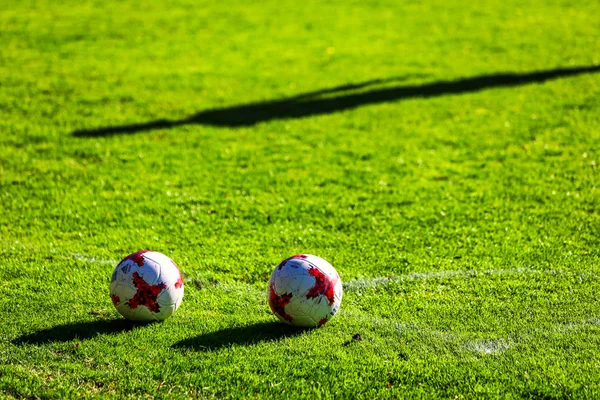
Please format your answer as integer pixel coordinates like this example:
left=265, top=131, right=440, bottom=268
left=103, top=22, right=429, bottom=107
left=1, top=0, right=599, bottom=398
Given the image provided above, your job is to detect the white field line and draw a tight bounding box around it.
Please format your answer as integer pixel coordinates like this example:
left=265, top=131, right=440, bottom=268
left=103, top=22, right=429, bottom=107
left=70, top=253, right=119, bottom=266
left=344, top=306, right=600, bottom=356
left=465, top=339, right=511, bottom=355
left=342, top=307, right=512, bottom=355
left=342, top=269, right=599, bottom=355
left=548, top=318, right=600, bottom=334
left=1, top=241, right=119, bottom=266
left=343, top=267, right=597, bottom=291
left=190, top=268, right=568, bottom=297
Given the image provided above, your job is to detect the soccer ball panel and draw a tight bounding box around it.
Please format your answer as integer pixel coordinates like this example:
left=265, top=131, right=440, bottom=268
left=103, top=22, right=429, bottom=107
left=117, top=303, right=160, bottom=322
left=136, top=259, right=161, bottom=286
left=290, top=315, right=318, bottom=328
left=157, top=284, right=184, bottom=308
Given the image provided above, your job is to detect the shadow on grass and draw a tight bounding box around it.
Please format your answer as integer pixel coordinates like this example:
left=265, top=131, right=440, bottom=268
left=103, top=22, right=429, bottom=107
left=73, top=65, right=600, bottom=136
left=172, top=321, right=305, bottom=351
left=12, top=319, right=147, bottom=344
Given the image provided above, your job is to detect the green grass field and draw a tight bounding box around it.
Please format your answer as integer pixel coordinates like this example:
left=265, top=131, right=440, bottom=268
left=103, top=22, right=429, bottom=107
left=2, top=0, right=600, bottom=398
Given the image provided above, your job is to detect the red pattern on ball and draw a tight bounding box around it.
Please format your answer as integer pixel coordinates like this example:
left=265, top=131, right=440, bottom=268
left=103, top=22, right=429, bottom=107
left=122, top=250, right=152, bottom=267
left=127, top=272, right=166, bottom=313
left=269, top=283, right=293, bottom=322
left=277, top=254, right=308, bottom=270
left=172, top=261, right=184, bottom=289
left=306, top=267, right=337, bottom=306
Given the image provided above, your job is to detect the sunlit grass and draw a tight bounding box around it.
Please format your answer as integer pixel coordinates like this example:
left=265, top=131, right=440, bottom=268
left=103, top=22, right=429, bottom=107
left=1, top=0, right=599, bottom=398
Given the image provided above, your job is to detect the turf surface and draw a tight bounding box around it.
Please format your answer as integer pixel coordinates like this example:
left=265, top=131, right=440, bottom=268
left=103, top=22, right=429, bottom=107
left=1, top=0, right=600, bottom=398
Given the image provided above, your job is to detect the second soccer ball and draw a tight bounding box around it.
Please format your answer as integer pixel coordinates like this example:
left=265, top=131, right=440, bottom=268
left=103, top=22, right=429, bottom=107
left=268, top=254, right=343, bottom=328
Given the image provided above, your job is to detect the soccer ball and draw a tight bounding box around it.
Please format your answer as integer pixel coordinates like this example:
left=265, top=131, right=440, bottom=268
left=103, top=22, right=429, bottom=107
left=110, top=250, right=184, bottom=322
left=268, top=254, right=342, bottom=328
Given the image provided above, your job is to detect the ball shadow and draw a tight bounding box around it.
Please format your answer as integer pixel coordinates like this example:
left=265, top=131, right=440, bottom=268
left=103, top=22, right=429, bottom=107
left=172, top=321, right=306, bottom=351
left=12, top=318, right=148, bottom=345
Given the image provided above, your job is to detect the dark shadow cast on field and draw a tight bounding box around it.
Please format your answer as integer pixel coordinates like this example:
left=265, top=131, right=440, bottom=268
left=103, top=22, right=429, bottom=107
left=172, top=321, right=305, bottom=351
left=12, top=319, right=147, bottom=344
left=73, top=65, right=600, bottom=137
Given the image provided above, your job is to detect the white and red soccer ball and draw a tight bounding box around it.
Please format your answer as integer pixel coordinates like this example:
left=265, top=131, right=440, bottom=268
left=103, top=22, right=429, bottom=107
left=268, top=254, right=342, bottom=328
left=110, top=250, right=184, bottom=322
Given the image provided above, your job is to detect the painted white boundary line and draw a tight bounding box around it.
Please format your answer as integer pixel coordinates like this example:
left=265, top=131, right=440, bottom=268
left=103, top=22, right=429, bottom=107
left=70, top=253, right=119, bottom=266
left=343, top=268, right=596, bottom=291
